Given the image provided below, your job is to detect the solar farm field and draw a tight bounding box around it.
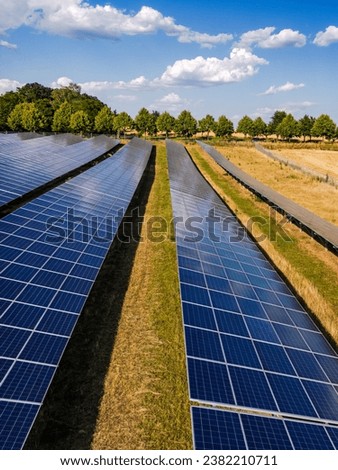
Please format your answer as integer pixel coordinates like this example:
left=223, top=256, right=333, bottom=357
left=206, top=142, right=338, bottom=226
left=0, top=135, right=337, bottom=450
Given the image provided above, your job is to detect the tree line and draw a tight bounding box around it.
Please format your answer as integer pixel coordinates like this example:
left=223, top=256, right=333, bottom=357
left=0, top=82, right=337, bottom=140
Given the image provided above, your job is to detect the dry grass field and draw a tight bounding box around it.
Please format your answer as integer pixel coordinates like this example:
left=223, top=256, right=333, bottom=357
left=272, top=148, right=338, bottom=181
left=212, top=142, right=338, bottom=225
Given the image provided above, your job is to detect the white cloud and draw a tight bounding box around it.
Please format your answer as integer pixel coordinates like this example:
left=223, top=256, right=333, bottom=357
left=282, top=101, right=315, bottom=113
left=254, top=101, right=315, bottom=119
left=114, top=94, right=137, bottom=102
left=0, top=40, right=17, bottom=49
left=237, top=27, right=306, bottom=49
left=0, top=78, right=24, bottom=94
left=0, top=1, right=232, bottom=48
left=314, top=26, right=338, bottom=46
left=150, top=93, right=189, bottom=114
left=50, top=76, right=74, bottom=88
left=176, top=31, right=233, bottom=49
left=260, top=81, right=305, bottom=95
left=156, top=48, right=268, bottom=86
left=0, top=1, right=31, bottom=35
left=55, top=48, right=267, bottom=94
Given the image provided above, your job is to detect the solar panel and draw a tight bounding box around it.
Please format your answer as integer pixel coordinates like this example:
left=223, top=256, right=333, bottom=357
left=0, top=137, right=152, bottom=449
left=166, top=139, right=338, bottom=449
left=0, top=134, right=119, bottom=208
left=192, top=407, right=337, bottom=450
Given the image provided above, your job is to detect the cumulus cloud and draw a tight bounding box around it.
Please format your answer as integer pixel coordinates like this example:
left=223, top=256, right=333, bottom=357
left=50, top=76, right=74, bottom=88
left=156, top=48, right=268, bottom=86
left=314, top=26, right=338, bottom=46
left=0, top=78, right=24, bottom=94
left=0, top=1, right=232, bottom=48
left=254, top=101, right=315, bottom=119
left=0, top=40, right=17, bottom=49
left=65, top=48, right=267, bottom=92
left=150, top=93, right=189, bottom=114
left=282, top=101, right=315, bottom=113
left=237, top=26, right=306, bottom=49
left=114, top=94, right=137, bottom=102
left=260, top=81, right=305, bottom=95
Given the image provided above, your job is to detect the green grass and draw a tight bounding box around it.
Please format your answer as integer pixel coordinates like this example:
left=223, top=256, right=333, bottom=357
left=140, top=142, right=192, bottom=449
left=189, top=145, right=338, bottom=344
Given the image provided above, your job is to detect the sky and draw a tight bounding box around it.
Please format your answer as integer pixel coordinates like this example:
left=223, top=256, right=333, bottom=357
left=1, top=0, right=338, bottom=125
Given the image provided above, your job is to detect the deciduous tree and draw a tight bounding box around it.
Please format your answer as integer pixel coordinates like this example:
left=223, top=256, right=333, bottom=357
left=311, top=114, right=336, bottom=140
left=298, top=115, right=315, bottom=141
left=276, top=114, right=299, bottom=141
left=268, top=110, right=287, bottom=137
left=134, top=107, right=155, bottom=137
left=237, top=115, right=254, bottom=138
left=156, top=112, right=176, bottom=138
left=252, top=117, right=268, bottom=138
left=69, top=110, right=91, bottom=136
left=52, top=101, right=72, bottom=133
left=175, top=110, right=197, bottom=137
left=113, top=112, right=133, bottom=138
left=199, top=114, right=215, bottom=139
left=94, top=105, right=113, bottom=134
left=214, top=115, right=234, bottom=138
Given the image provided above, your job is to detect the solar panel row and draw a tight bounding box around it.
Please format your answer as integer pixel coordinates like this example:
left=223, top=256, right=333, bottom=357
left=192, top=407, right=338, bottom=450
left=0, top=137, right=152, bottom=449
left=166, top=139, right=338, bottom=449
left=0, top=134, right=119, bottom=207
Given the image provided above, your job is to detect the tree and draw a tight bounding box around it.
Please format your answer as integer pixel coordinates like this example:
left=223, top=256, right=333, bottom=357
left=311, top=114, right=336, bottom=140
left=69, top=110, right=91, bottom=136
left=156, top=112, right=176, bottom=138
left=134, top=107, right=157, bottom=137
left=8, top=102, right=44, bottom=132
left=0, top=91, right=20, bottom=130
left=298, top=115, right=315, bottom=141
left=268, top=110, right=287, bottom=136
left=237, top=115, right=254, bottom=138
left=113, top=112, right=133, bottom=138
left=52, top=101, right=72, bottom=133
left=51, top=83, right=82, bottom=109
left=252, top=117, right=268, bottom=138
left=20, top=103, right=44, bottom=132
left=7, top=103, right=26, bottom=131
left=214, top=115, right=234, bottom=138
left=134, top=107, right=154, bottom=137
left=276, top=114, right=299, bottom=141
left=199, top=114, right=215, bottom=139
left=17, top=82, right=52, bottom=102
left=175, top=110, right=197, bottom=137
left=94, top=105, right=113, bottom=134
left=35, top=99, right=54, bottom=131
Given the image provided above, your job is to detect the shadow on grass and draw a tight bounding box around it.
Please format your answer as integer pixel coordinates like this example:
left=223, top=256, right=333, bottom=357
left=25, top=146, right=156, bottom=450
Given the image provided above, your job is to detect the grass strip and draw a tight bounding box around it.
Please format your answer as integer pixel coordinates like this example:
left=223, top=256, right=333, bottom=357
left=92, top=142, right=191, bottom=449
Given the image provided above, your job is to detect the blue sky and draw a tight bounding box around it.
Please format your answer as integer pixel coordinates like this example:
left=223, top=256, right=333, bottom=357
left=1, top=0, right=338, bottom=124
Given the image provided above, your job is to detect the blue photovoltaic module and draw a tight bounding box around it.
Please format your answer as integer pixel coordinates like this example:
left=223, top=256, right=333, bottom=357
left=0, top=133, right=119, bottom=207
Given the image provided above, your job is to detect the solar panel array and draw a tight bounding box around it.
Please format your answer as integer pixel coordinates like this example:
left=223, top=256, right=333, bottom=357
left=0, top=132, right=44, bottom=144
left=0, top=134, right=119, bottom=208
left=0, top=137, right=152, bottom=449
left=166, top=139, right=338, bottom=450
